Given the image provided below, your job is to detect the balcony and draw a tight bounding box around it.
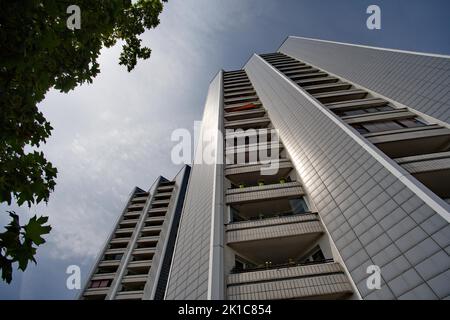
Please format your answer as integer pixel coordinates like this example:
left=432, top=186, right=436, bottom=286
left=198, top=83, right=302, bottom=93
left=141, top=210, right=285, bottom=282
left=343, top=109, right=416, bottom=124
left=83, top=287, right=109, bottom=299
left=224, top=117, right=271, bottom=130
left=122, top=274, right=148, bottom=284
left=140, top=226, right=161, bottom=238
left=224, top=85, right=254, bottom=95
left=225, top=159, right=293, bottom=185
left=131, top=195, right=148, bottom=203
left=364, top=125, right=450, bottom=158
left=225, top=126, right=274, bottom=145
left=226, top=181, right=304, bottom=205
left=224, top=108, right=266, bottom=122
left=132, top=247, right=156, bottom=259
left=224, top=100, right=262, bottom=112
left=126, top=205, right=143, bottom=212
left=281, top=66, right=313, bottom=74
left=148, top=207, right=167, bottom=217
left=225, top=99, right=261, bottom=111
left=119, top=218, right=139, bottom=227
left=276, top=63, right=307, bottom=70
left=296, top=76, right=339, bottom=87
left=121, top=275, right=147, bottom=294
left=96, top=261, right=120, bottom=275
left=91, top=272, right=116, bottom=281
left=224, top=70, right=245, bottom=76
left=278, top=65, right=309, bottom=72
left=225, top=141, right=283, bottom=166
left=156, top=185, right=174, bottom=192
left=264, top=56, right=293, bottom=62
left=115, top=228, right=134, bottom=236
left=151, top=199, right=170, bottom=208
left=224, top=89, right=256, bottom=100
left=127, top=260, right=152, bottom=275
left=290, top=70, right=326, bottom=81
left=326, top=97, right=388, bottom=110
left=110, top=238, right=131, bottom=245
left=303, top=82, right=352, bottom=95
left=224, top=82, right=252, bottom=92
left=223, top=76, right=247, bottom=83
left=98, top=260, right=121, bottom=268
left=227, top=261, right=353, bottom=300
left=312, top=89, right=368, bottom=104
left=264, top=57, right=294, bottom=62
left=104, top=248, right=126, bottom=256
left=223, top=76, right=246, bottom=83
left=123, top=211, right=141, bottom=219
left=154, top=192, right=172, bottom=200
left=224, top=95, right=259, bottom=106
left=135, top=236, right=159, bottom=249
left=223, top=79, right=251, bottom=88
left=115, top=291, right=143, bottom=300
left=145, top=216, right=165, bottom=226
left=227, top=213, right=323, bottom=263
left=395, top=151, right=450, bottom=199
left=283, top=67, right=316, bottom=77
left=271, top=61, right=303, bottom=68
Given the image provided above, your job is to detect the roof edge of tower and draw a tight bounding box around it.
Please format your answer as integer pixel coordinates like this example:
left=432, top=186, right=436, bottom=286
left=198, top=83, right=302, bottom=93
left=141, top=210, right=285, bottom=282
left=281, top=35, right=450, bottom=59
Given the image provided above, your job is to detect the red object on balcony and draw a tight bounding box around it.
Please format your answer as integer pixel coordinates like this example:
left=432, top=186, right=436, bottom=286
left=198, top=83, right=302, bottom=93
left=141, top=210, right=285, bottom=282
left=228, top=103, right=257, bottom=113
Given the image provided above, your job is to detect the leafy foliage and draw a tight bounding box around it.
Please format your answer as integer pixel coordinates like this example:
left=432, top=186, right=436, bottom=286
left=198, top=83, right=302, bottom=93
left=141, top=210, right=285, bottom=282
left=0, top=212, right=52, bottom=283
left=0, top=0, right=166, bottom=282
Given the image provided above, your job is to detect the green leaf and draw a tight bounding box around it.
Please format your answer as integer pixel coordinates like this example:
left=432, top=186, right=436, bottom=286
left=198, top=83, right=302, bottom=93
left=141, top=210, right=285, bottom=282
left=0, top=255, right=13, bottom=284
left=23, top=216, right=52, bottom=246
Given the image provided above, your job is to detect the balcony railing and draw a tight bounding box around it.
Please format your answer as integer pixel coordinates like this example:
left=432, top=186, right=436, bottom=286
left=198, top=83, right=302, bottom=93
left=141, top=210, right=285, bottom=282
left=226, top=181, right=304, bottom=204
left=231, top=209, right=314, bottom=223
left=227, top=261, right=353, bottom=300
left=115, top=291, right=143, bottom=300
left=226, top=212, right=323, bottom=244
left=230, top=258, right=334, bottom=274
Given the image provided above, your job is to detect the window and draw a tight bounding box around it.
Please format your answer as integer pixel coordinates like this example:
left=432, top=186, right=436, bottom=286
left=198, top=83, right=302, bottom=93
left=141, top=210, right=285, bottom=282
left=354, top=117, right=428, bottom=134
left=233, top=256, right=256, bottom=272
left=311, top=249, right=326, bottom=262
left=397, top=118, right=427, bottom=128
left=352, top=124, right=369, bottom=134
left=362, top=120, right=403, bottom=132
left=301, top=246, right=326, bottom=263
left=378, top=105, right=394, bottom=112
left=230, top=207, right=244, bottom=222
left=338, top=105, right=395, bottom=117
left=104, top=253, right=123, bottom=261
left=234, top=260, right=244, bottom=272
left=90, top=280, right=110, bottom=288
left=289, top=198, right=309, bottom=214
left=342, top=109, right=366, bottom=116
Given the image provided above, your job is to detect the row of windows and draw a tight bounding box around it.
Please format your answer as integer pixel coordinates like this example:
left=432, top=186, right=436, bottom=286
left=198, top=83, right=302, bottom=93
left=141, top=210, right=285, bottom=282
left=335, top=105, right=394, bottom=117
left=230, top=196, right=307, bottom=222
left=232, top=246, right=325, bottom=273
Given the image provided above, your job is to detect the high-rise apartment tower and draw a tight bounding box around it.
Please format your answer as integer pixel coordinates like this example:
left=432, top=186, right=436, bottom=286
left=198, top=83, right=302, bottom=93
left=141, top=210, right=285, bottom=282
left=81, top=165, right=191, bottom=300
left=164, top=37, right=450, bottom=300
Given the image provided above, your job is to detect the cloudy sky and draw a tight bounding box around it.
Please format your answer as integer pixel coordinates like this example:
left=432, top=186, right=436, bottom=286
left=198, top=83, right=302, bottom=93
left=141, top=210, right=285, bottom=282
left=1, top=0, right=449, bottom=299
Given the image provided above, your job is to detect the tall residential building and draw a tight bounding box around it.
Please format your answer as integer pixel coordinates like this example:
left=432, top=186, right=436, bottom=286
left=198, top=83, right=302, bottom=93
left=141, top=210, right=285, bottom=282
left=80, top=165, right=190, bottom=300
left=164, top=37, right=450, bottom=300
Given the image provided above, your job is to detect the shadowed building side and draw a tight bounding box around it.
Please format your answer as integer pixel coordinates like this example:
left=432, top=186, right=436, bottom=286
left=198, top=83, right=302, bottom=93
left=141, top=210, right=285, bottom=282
left=80, top=165, right=191, bottom=300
